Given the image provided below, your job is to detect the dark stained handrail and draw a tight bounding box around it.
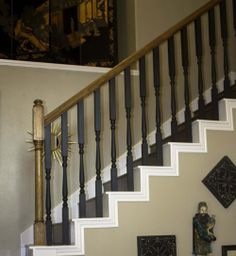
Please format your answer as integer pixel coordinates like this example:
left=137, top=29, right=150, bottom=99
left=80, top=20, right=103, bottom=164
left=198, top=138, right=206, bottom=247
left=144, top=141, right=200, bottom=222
left=44, top=0, right=222, bottom=125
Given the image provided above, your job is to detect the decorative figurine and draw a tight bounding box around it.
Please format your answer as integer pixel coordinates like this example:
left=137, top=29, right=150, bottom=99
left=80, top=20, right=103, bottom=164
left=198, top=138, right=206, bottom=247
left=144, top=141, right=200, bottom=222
left=193, top=201, right=216, bottom=255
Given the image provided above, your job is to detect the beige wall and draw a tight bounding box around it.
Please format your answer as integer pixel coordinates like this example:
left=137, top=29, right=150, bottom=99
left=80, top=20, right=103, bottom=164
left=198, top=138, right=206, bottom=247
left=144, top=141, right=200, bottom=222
left=117, top=0, right=136, bottom=61
left=84, top=111, right=236, bottom=256
left=0, top=64, right=103, bottom=256
left=134, top=0, right=208, bottom=49
left=117, top=0, right=210, bottom=57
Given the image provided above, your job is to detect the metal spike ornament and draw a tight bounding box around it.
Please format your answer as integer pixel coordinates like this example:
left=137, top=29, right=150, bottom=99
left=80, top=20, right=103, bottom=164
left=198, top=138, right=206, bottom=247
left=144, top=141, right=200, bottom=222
left=26, top=123, right=75, bottom=165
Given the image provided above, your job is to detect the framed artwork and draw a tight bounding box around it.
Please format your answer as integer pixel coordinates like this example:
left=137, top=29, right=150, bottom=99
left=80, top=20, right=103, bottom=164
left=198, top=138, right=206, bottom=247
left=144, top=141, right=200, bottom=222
left=0, top=0, right=117, bottom=67
left=137, top=235, right=176, bottom=256
left=222, top=245, right=236, bottom=256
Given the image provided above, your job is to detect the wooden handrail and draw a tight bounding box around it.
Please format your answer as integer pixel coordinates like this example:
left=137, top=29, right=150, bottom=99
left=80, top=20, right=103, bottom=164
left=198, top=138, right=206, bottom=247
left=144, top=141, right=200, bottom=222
left=44, top=0, right=221, bottom=125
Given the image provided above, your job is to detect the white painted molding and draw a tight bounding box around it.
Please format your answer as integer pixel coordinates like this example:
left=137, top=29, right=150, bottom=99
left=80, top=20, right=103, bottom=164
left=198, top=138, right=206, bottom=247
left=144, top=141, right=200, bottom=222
left=29, top=98, right=236, bottom=255
left=0, top=59, right=139, bottom=77
left=21, top=225, right=33, bottom=256
left=0, top=59, right=111, bottom=73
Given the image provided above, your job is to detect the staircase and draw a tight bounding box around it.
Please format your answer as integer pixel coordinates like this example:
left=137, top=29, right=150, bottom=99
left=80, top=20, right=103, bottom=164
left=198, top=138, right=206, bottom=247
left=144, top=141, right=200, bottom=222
left=28, top=98, right=236, bottom=255
left=23, top=0, right=236, bottom=255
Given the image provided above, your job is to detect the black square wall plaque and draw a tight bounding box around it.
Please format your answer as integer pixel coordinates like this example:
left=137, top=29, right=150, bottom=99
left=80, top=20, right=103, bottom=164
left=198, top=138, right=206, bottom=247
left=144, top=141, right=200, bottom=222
left=137, top=235, right=176, bottom=256
left=202, top=156, right=236, bottom=208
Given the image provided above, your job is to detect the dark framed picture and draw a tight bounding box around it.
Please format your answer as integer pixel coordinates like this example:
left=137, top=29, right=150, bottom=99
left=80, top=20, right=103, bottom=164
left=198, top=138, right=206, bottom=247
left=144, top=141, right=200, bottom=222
left=137, top=235, right=176, bottom=256
left=0, top=0, right=117, bottom=67
left=222, top=245, right=236, bottom=256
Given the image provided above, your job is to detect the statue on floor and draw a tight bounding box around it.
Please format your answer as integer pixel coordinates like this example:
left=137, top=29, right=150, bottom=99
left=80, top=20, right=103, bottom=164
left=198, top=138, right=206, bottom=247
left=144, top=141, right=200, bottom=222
left=193, top=201, right=216, bottom=255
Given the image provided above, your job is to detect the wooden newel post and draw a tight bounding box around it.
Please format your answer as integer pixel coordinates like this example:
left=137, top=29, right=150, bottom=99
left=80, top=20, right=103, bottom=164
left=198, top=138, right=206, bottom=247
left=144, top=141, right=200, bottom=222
left=33, top=99, right=46, bottom=245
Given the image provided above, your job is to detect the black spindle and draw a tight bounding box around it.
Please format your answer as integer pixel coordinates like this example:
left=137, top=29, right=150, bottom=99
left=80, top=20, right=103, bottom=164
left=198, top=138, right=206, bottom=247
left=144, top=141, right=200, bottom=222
left=77, top=101, right=86, bottom=218
left=181, top=27, right=192, bottom=142
left=220, top=0, right=231, bottom=97
left=61, top=112, right=70, bottom=244
left=124, top=67, right=134, bottom=191
left=45, top=124, right=52, bottom=245
left=168, top=36, right=178, bottom=141
left=195, top=17, right=205, bottom=118
left=109, top=78, right=118, bottom=191
left=153, top=47, right=163, bottom=165
left=208, top=8, right=219, bottom=120
left=94, top=89, right=103, bottom=217
left=139, top=57, right=149, bottom=165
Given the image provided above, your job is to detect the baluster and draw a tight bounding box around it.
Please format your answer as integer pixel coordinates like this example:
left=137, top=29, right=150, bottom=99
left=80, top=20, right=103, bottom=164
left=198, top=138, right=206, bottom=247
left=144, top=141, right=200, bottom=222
left=233, top=0, right=236, bottom=35
left=181, top=27, right=192, bottom=142
left=152, top=47, right=163, bottom=165
left=61, top=112, right=70, bottom=244
left=208, top=8, right=219, bottom=120
left=124, top=67, right=134, bottom=191
left=45, top=124, right=52, bottom=245
left=94, top=89, right=103, bottom=217
left=220, top=0, right=231, bottom=97
left=77, top=101, right=86, bottom=218
left=195, top=17, right=205, bottom=118
left=139, top=56, right=149, bottom=165
left=109, top=78, right=118, bottom=191
left=168, top=36, right=178, bottom=141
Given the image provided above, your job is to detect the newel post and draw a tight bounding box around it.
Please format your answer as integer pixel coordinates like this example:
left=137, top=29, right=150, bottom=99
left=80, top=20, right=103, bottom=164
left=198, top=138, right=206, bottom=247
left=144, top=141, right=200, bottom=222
left=33, top=99, right=46, bottom=245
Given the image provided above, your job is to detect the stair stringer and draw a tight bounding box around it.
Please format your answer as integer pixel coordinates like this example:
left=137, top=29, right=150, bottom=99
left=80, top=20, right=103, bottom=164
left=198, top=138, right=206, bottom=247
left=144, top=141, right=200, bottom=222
left=30, top=98, right=236, bottom=256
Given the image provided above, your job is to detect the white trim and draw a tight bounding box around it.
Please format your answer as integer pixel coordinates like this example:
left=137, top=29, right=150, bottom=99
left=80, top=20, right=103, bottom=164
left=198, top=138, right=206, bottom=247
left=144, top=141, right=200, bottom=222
left=0, top=59, right=111, bottom=73
left=29, top=98, right=236, bottom=255
left=0, top=59, right=139, bottom=76
left=21, top=225, right=33, bottom=256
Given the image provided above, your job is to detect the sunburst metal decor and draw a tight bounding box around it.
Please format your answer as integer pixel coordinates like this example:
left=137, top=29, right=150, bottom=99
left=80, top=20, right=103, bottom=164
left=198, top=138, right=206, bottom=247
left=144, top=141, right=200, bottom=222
left=202, top=156, right=236, bottom=208
left=26, top=123, right=75, bottom=165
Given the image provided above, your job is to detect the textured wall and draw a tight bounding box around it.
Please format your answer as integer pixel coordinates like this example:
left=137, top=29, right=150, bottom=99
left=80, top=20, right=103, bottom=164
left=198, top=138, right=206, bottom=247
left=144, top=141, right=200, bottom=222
left=0, top=64, right=103, bottom=256
left=134, top=0, right=208, bottom=49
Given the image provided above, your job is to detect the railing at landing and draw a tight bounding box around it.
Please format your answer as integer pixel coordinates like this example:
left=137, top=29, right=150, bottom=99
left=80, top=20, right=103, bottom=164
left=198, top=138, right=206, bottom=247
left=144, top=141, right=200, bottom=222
left=32, top=0, right=236, bottom=246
